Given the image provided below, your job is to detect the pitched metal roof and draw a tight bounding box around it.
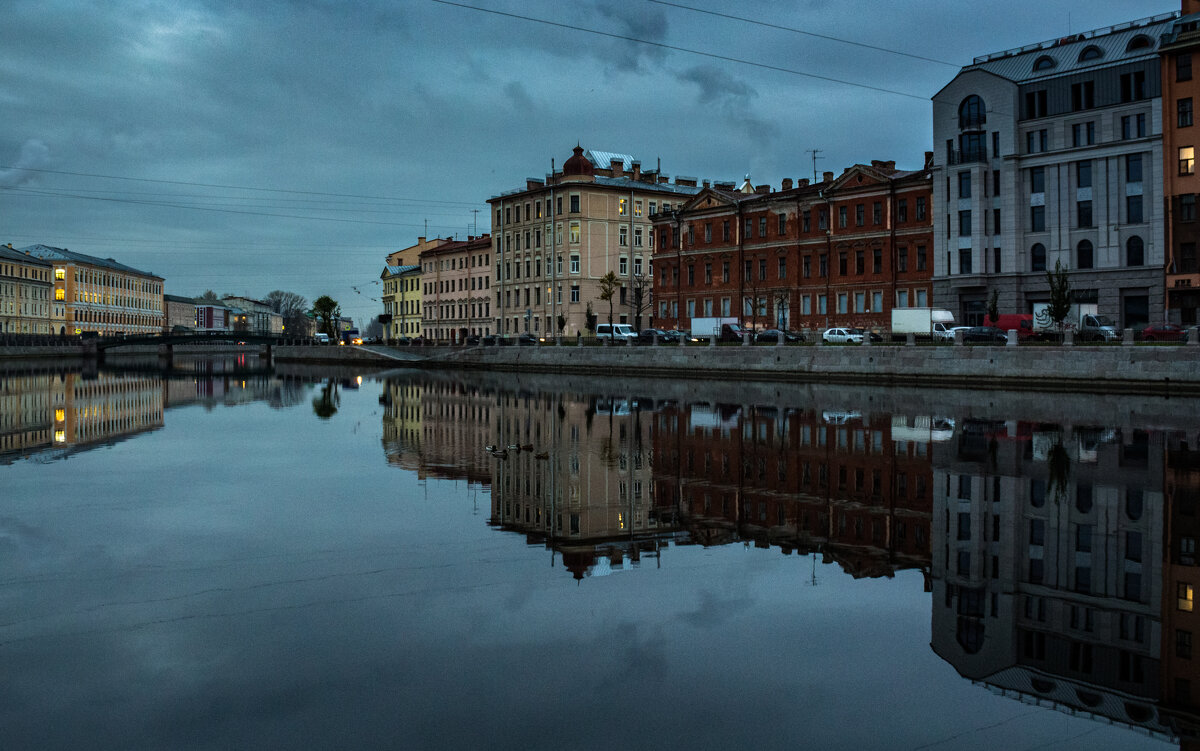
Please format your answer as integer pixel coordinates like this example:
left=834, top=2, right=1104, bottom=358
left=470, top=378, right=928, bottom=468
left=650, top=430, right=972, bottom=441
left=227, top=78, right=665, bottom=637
left=592, top=175, right=703, bottom=196
left=0, top=245, right=51, bottom=266
left=961, top=12, right=1177, bottom=84
left=383, top=264, right=421, bottom=276
left=19, top=244, right=161, bottom=278
left=583, top=149, right=637, bottom=169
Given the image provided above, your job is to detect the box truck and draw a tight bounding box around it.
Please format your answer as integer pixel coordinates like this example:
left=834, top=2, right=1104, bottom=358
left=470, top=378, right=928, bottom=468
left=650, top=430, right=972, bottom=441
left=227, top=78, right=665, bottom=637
left=890, top=308, right=955, bottom=341
left=1031, top=303, right=1118, bottom=341
left=688, top=317, right=739, bottom=339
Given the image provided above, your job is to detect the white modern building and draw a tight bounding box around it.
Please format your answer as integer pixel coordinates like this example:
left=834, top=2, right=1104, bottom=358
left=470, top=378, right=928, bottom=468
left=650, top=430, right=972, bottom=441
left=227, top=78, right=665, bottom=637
left=931, top=13, right=1176, bottom=327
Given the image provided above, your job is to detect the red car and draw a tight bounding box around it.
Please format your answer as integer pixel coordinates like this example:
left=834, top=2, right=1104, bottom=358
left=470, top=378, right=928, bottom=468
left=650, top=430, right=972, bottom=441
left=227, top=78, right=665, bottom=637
left=1140, top=323, right=1188, bottom=342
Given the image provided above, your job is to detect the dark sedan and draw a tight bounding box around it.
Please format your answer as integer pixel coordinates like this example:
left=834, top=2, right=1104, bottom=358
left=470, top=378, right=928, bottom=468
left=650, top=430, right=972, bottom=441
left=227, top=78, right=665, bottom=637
left=1140, top=323, right=1188, bottom=342
left=638, top=328, right=680, bottom=344
left=963, top=326, right=1009, bottom=344
left=755, top=329, right=804, bottom=343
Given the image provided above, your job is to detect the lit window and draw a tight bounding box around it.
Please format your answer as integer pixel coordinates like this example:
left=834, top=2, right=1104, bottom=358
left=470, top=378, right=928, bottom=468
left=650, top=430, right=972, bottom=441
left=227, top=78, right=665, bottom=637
left=619, top=198, right=628, bottom=216
left=55, top=289, right=64, bottom=301
left=54, top=268, right=65, bottom=280
left=1181, top=582, right=1195, bottom=612
left=1182, top=146, right=1196, bottom=176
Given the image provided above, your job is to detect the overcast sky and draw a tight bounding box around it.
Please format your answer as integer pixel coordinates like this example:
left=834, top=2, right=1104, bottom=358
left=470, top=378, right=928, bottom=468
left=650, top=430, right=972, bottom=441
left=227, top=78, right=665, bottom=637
left=0, top=0, right=1175, bottom=327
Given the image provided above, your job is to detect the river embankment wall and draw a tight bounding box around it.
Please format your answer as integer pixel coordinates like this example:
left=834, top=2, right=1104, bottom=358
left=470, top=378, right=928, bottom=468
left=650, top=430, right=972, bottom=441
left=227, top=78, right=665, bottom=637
left=382, top=341, right=1200, bottom=396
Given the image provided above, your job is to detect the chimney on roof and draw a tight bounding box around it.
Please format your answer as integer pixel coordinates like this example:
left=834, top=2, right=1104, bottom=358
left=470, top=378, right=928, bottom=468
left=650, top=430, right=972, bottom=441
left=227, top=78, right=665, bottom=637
left=798, top=178, right=809, bottom=187
left=755, top=184, right=771, bottom=194
left=1186, top=0, right=1200, bottom=14
left=822, top=171, right=834, bottom=183
left=703, top=179, right=711, bottom=188
left=610, top=158, right=623, bottom=175
left=632, top=160, right=641, bottom=180
left=781, top=178, right=793, bottom=191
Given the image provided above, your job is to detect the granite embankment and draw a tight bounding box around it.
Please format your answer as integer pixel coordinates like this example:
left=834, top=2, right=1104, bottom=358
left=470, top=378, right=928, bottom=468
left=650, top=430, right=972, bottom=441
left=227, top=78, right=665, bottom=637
left=273, top=340, right=1200, bottom=395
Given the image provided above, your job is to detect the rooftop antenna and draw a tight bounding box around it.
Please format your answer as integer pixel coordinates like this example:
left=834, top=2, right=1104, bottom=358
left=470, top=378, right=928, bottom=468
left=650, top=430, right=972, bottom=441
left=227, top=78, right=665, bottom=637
left=805, top=149, right=823, bottom=183
left=471, top=208, right=479, bottom=236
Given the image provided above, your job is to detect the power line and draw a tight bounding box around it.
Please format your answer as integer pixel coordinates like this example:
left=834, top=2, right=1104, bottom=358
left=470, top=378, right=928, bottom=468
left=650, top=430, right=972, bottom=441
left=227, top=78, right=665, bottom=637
left=429, top=0, right=930, bottom=102
left=647, top=0, right=960, bottom=68
left=0, top=164, right=482, bottom=207
left=1, top=186, right=471, bottom=230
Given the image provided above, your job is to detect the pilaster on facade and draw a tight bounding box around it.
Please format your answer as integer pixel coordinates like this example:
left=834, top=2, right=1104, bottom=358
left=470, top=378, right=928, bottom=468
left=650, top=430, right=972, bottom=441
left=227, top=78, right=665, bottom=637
left=488, top=145, right=702, bottom=338
left=0, top=244, right=53, bottom=335
left=931, top=13, right=1175, bottom=328
left=418, top=234, right=492, bottom=342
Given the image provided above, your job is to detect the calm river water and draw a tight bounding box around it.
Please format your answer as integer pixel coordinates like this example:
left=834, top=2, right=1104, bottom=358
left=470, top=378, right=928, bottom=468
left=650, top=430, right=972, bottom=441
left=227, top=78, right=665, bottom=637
left=2, top=355, right=1198, bottom=750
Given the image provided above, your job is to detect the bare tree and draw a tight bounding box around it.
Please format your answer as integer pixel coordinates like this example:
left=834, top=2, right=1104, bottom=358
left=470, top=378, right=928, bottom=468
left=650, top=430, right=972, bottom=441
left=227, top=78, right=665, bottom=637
left=598, top=271, right=619, bottom=329
left=631, top=272, right=652, bottom=331
left=265, top=290, right=310, bottom=335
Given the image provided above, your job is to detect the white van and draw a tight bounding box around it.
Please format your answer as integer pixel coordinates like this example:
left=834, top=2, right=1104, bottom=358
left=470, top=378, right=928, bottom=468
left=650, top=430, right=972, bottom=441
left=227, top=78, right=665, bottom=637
left=314, top=333, right=330, bottom=344
left=595, top=323, right=637, bottom=341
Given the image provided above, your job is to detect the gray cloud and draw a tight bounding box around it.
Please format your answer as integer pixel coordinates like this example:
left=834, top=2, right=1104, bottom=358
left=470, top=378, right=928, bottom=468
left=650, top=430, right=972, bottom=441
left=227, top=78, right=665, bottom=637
left=0, top=140, right=50, bottom=187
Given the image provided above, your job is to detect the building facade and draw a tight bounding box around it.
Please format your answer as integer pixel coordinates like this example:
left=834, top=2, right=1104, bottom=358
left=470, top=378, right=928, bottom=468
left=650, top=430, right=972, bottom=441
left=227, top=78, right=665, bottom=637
left=164, top=294, right=197, bottom=332
left=0, top=244, right=53, bottom=335
left=419, top=234, right=491, bottom=341
left=194, top=300, right=233, bottom=332
left=381, top=265, right=421, bottom=340
left=1161, top=4, right=1200, bottom=325
left=931, top=13, right=1174, bottom=328
left=220, top=296, right=282, bottom=335
left=22, top=244, right=163, bottom=336
left=652, top=159, right=933, bottom=334
left=488, top=146, right=702, bottom=338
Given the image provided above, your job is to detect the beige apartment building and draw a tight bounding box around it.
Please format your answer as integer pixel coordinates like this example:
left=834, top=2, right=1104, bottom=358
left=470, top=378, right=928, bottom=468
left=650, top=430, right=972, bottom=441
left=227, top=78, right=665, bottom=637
left=488, top=146, right=703, bottom=337
left=0, top=244, right=53, bottom=334
left=420, top=234, right=492, bottom=341
left=22, top=244, right=163, bottom=336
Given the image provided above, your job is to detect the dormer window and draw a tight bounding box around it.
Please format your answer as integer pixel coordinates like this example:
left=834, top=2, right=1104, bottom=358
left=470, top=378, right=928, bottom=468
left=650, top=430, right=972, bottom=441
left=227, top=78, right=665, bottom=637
left=1078, top=45, right=1103, bottom=62
left=1126, top=35, right=1152, bottom=52
left=1033, top=55, right=1056, bottom=71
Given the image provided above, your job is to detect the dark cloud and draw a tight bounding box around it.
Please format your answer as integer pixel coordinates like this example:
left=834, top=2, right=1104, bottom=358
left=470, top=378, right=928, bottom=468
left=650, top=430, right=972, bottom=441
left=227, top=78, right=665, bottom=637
left=0, top=140, right=50, bottom=188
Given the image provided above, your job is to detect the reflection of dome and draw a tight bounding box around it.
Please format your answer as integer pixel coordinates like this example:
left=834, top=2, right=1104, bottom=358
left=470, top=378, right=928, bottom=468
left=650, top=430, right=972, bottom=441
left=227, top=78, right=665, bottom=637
left=562, top=145, right=594, bottom=177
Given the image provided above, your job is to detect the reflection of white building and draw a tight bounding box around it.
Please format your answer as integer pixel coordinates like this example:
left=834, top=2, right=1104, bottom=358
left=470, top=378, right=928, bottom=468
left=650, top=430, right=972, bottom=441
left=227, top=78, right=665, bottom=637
left=931, top=425, right=1167, bottom=739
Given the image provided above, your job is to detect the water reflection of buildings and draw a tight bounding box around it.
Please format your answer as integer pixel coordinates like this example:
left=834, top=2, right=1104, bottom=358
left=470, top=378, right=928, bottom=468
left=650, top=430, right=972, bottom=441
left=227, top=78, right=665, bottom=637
left=0, top=361, right=305, bottom=464
left=652, top=403, right=935, bottom=582
left=930, top=420, right=1200, bottom=744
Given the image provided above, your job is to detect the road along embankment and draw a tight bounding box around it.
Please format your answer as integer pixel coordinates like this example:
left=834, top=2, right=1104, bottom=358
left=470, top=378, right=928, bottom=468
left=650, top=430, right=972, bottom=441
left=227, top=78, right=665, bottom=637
left=390, top=341, right=1200, bottom=396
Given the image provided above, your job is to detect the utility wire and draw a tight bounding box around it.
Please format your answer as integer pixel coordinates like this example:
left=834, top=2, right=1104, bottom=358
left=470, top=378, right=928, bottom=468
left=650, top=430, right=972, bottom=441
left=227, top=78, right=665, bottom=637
left=0, top=164, right=481, bottom=207
left=1, top=185, right=469, bottom=231
left=647, top=0, right=960, bottom=67
left=429, top=0, right=930, bottom=102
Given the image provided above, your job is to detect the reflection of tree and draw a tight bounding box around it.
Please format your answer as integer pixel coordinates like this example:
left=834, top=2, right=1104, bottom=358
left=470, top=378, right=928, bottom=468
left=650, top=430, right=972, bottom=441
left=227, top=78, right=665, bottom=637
left=312, top=379, right=339, bottom=419
left=1047, top=435, right=1070, bottom=504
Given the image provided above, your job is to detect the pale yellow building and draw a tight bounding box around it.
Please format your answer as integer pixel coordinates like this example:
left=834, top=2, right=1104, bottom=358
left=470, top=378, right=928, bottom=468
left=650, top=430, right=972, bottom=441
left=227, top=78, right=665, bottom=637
left=381, top=264, right=422, bottom=340
left=22, top=244, right=163, bottom=336
left=488, top=146, right=703, bottom=337
left=0, top=243, right=53, bottom=334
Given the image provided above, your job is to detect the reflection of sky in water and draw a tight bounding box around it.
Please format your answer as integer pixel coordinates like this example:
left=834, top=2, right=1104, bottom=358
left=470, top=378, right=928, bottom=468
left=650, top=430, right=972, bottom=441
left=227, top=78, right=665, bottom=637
left=0, top=370, right=1179, bottom=750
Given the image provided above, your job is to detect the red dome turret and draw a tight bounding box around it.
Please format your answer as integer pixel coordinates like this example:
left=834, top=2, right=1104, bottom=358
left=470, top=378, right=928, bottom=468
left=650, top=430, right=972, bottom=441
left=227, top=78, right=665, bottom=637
left=562, top=144, right=594, bottom=177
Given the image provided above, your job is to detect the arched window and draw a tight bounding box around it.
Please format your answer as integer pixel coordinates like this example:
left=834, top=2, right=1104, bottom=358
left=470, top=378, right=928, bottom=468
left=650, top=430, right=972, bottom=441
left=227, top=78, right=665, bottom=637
left=1127, top=236, right=1145, bottom=266
left=1079, top=46, right=1103, bottom=62
left=1077, top=239, right=1094, bottom=269
left=1031, top=243, right=1047, bottom=272
left=1033, top=55, right=1056, bottom=71
left=959, top=95, right=986, bottom=129
left=1127, top=35, right=1152, bottom=52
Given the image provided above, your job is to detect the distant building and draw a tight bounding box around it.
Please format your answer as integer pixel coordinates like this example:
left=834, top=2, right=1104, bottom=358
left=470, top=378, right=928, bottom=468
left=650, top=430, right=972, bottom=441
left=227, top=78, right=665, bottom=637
left=0, top=243, right=53, bottom=335
left=931, top=12, right=1174, bottom=327
left=489, top=145, right=702, bottom=337
left=220, top=296, right=282, bottom=335
left=387, top=236, right=450, bottom=267
left=419, top=234, right=492, bottom=341
left=163, top=294, right=197, bottom=332
left=194, top=299, right=232, bottom=333
left=21, top=244, right=164, bottom=336
left=381, top=264, right=421, bottom=340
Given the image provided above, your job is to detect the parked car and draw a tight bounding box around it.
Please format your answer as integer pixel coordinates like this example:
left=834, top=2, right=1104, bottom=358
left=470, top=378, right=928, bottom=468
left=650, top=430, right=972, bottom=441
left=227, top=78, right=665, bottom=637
left=596, top=323, right=637, bottom=341
left=822, top=327, right=863, bottom=344
left=515, top=333, right=538, bottom=345
left=637, top=328, right=679, bottom=344
left=963, top=326, right=1009, bottom=344
left=718, top=323, right=751, bottom=342
left=755, top=328, right=803, bottom=343
left=1140, top=323, right=1187, bottom=342
left=314, top=333, right=330, bottom=345
left=464, top=334, right=481, bottom=345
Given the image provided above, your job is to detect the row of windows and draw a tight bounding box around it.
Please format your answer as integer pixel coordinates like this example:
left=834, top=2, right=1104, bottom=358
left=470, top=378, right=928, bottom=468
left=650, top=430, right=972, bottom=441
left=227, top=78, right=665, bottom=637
left=948, top=237, right=1145, bottom=275
left=497, top=196, right=676, bottom=225
left=0, top=263, right=50, bottom=282
left=670, top=246, right=928, bottom=287
left=425, top=252, right=489, bottom=272
left=664, top=288, right=929, bottom=320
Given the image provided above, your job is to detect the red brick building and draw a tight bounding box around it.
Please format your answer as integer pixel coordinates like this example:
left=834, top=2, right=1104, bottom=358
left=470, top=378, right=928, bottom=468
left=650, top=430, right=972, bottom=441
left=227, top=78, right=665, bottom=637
left=651, top=157, right=933, bottom=334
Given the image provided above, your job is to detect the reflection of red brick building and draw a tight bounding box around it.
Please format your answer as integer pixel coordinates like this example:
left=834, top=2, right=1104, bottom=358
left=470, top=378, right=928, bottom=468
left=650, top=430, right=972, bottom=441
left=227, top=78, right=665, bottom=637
left=1162, top=433, right=1200, bottom=743
left=651, top=157, right=933, bottom=335
left=651, top=402, right=933, bottom=577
